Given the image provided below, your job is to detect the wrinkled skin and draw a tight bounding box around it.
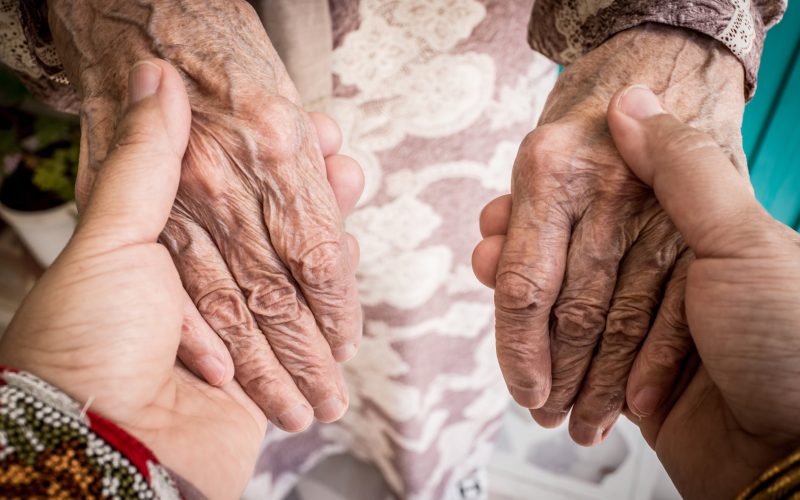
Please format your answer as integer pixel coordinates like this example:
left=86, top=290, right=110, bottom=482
left=472, top=24, right=746, bottom=445
left=47, top=0, right=362, bottom=431
left=605, top=86, right=800, bottom=499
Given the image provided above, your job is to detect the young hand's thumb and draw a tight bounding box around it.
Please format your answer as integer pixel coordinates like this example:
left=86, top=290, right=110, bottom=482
left=76, top=59, right=191, bottom=250
left=607, top=85, right=765, bottom=258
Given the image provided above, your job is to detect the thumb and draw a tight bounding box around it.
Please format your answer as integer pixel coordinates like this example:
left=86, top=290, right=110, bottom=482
left=607, top=85, right=765, bottom=258
left=76, top=59, right=191, bottom=250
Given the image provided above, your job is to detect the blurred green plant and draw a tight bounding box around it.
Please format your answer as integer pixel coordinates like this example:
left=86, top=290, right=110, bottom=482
left=1, top=65, right=79, bottom=209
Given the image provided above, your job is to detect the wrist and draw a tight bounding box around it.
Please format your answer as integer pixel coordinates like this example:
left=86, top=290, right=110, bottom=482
left=543, top=23, right=747, bottom=172
left=46, top=0, right=289, bottom=103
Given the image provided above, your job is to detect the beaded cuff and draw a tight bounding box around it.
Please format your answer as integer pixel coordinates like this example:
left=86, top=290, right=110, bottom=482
left=0, top=367, right=181, bottom=499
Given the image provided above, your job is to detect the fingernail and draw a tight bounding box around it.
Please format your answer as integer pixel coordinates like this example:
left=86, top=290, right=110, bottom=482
left=509, top=385, right=547, bottom=409
left=196, top=355, right=225, bottom=386
left=276, top=404, right=314, bottom=432
left=314, top=397, right=347, bottom=423
left=631, top=386, right=662, bottom=417
left=531, top=409, right=568, bottom=428
left=332, top=343, right=358, bottom=362
left=618, top=85, right=663, bottom=120
left=129, top=60, right=162, bottom=103
left=570, top=421, right=604, bottom=447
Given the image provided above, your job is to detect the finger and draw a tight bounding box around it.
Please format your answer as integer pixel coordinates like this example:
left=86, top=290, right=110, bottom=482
left=530, top=206, right=635, bottom=429
left=607, top=85, right=765, bottom=257
left=472, top=235, right=505, bottom=288
left=568, top=213, right=682, bottom=446
left=192, top=194, right=350, bottom=423
left=259, top=108, right=362, bottom=363
left=345, top=233, right=360, bottom=270
left=626, top=250, right=694, bottom=418
left=77, top=59, right=191, bottom=249
left=325, top=154, right=365, bottom=217
left=161, top=216, right=316, bottom=432
left=494, top=131, right=572, bottom=408
left=479, top=194, right=512, bottom=237
left=177, top=289, right=235, bottom=387
left=625, top=349, right=701, bottom=448
left=309, top=111, right=342, bottom=157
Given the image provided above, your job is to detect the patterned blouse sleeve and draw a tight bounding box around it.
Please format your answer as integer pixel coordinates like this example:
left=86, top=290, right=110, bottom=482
left=0, top=367, right=183, bottom=499
left=527, top=0, right=788, bottom=99
left=0, top=0, right=78, bottom=112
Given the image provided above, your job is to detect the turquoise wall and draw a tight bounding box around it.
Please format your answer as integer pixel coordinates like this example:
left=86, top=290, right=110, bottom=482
left=743, top=2, right=800, bottom=230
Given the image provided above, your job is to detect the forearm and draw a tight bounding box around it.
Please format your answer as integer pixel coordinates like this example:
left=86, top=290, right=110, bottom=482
left=46, top=0, right=296, bottom=106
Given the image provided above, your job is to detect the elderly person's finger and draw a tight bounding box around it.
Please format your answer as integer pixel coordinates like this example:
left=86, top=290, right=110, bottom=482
left=177, top=290, right=235, bottom=386
left=626, top=250, right=694, bottom=418
left=326, top=154, right=365, bottom=217
left=529, top=203, right=637, bottom=430
left=493, top=128, right=578, bottom=409
left=309, top=111, right=343, bottom=157
left=479, top=194, right=512, bottom=237
left=565, top=211, right=682, bottom=445
left=161, top=215, right=319, bottom=432
left=472, top=234, right=505, bottom=288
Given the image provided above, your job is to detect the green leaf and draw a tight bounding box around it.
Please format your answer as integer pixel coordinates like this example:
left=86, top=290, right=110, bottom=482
left=31, top=143, right=78, bottom=201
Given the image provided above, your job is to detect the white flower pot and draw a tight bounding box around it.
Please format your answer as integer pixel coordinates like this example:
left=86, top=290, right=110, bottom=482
left=0, top=201, right=78, bottom=267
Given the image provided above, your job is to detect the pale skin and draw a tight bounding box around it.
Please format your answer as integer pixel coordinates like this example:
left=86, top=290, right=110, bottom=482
left=0, top=59, right=365, bottom=500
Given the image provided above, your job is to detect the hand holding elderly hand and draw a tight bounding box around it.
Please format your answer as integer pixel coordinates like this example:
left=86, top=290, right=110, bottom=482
left=48, top=0, right=363, bottom=432
left=607, top=86, right=800, bottom=499
left=0, top=59, right=363, bottom=499
left=473, top=24, right=746, bottom=445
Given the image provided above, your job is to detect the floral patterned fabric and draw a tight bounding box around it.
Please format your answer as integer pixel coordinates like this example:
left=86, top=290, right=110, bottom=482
left=245, top=2, right=558, bottom=498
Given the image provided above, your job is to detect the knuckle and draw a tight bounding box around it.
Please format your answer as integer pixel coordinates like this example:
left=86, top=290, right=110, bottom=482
left=254, top=97, right=309, bottom=161
left=604, top=300, right=654, bottom=342
left=197, top=287, right=254, bottom=334
left=495, top=271, right=552, bottom=314
left=295, top=241, right=347, bottom=289
left=659, top=304, right=688, bottom=333
left=518, top=125, right=561, bottom=166
left=645, top=339, right=690, bottom=371
left=553, top=301, right=607, bottom=348
left=247, top=281, right=301, bottom=325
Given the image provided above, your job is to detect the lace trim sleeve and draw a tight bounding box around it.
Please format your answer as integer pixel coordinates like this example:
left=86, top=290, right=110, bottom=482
left=526, top=0, right=788, bottom=99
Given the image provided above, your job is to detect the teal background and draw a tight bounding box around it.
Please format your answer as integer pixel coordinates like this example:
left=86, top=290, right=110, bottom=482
left=743, top=1, right=800, bottom=230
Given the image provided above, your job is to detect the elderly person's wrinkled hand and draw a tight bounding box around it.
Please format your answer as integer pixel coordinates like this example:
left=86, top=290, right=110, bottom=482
left=608, top=85, right=800, bottom=499
left=48, top=0, right=363, bottom=432
left=472, top=24, right=747, bottom=445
